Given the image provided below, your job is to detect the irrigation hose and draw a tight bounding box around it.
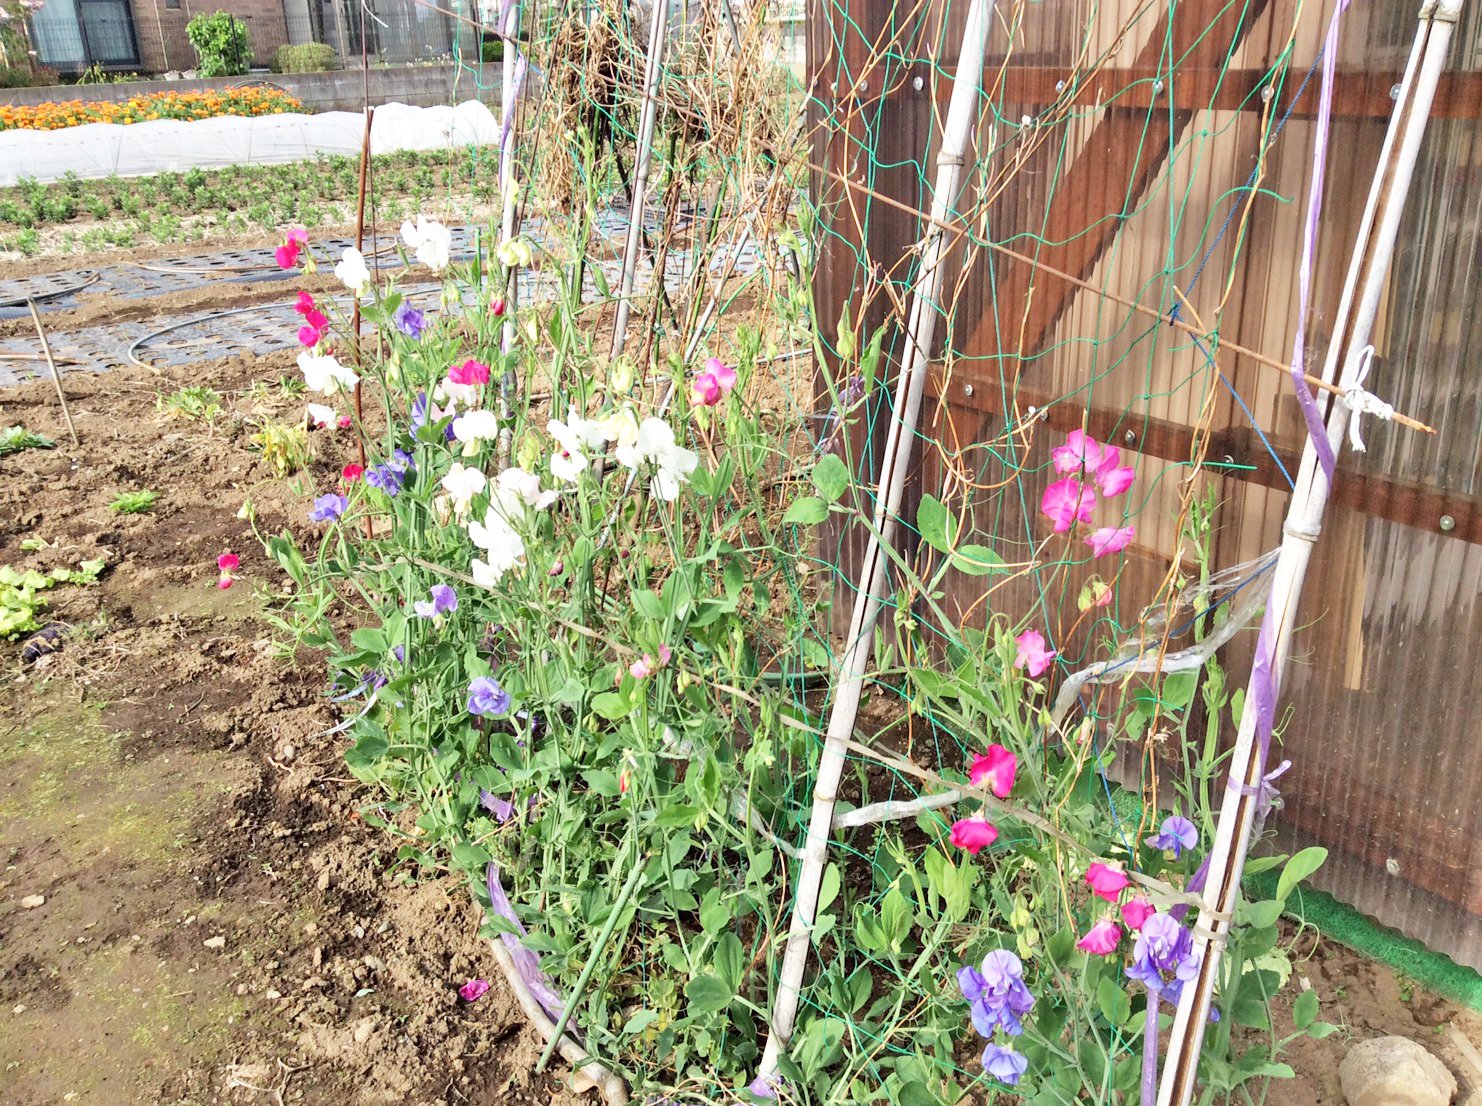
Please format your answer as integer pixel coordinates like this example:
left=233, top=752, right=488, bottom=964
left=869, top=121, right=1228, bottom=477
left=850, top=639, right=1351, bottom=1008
left=0, top=271, right=101, bottom=308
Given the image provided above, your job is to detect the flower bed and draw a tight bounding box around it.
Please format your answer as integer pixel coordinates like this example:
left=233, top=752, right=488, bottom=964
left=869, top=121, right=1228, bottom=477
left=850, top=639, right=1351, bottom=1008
left=0, top=85, right=302, bottom=132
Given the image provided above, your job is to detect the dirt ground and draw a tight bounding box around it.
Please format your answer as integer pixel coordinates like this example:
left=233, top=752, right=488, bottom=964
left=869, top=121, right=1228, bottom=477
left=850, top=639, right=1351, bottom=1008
left=1, top=268, right=1480, bottom=1106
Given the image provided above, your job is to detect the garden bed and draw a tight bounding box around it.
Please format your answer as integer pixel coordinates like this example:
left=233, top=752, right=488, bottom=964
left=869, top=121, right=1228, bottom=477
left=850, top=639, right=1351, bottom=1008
left=0, top=320, right=1479, bottom=1104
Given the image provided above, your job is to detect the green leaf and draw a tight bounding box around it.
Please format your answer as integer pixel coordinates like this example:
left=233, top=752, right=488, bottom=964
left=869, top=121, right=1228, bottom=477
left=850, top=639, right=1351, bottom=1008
left=1163, top=671, right=1198, bottom=709
left=949, top=544, right=1007, bottom=575
left=817, top=863, right=842, bottom=914
left=1096, top=977, right=1131, bottom=1026
left=811, top=454, right=850, bottom=503
left=685, top=973, right=733, bottom=1014
left=1242, top=853, right=1288, bottom=876
left=783, top=496, right=829, bottom=525
left=590, top=691, right=632, bottom=720
left=1276, top=846, right=1328, bottom=901
left=1240, top=898, right=1286, bottom=929
left=713, top=933, right=744, bottom=991
left=633, top=589, right=665, bottom=620
left=916, top=494, right=955, bottom=553
left=1291, top=987, right=1318, bottom=1030
left=880, top=886, right=912, bottom=951
left=652, top=803, right=700, bottom=829
left=1307, top=1021, right=1339, bottom=1039
left=622, top=1008, right=658, bottom=1036
left=582, top=769, right=621, bottom=797
left=451, top=842, right=491, bottom=870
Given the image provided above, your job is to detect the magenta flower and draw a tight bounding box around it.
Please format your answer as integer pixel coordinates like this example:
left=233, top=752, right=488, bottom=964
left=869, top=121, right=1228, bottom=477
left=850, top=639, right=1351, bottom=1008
left=981, top=1043, right=1028, bottom=1086
left=1095, top=447, right=1136, bottom=496
left=969, top=744, right=1017, bottom=798
left=458, top=979, right=490, bottom=1002
left=1086, top=861, right=1130, bottom=902
left=1076, top=918, right=1123, bottom=955
left=949, top=816, right=998, bottom=856
left=691, top=357, right=738, bottom=407
left=216, top=551, right=239, bottom=589
left=1087, top=526, right=1135, bottom=557
left=1121, top=896, right=1155, bottom=932
left=1013, top=629, right=1056, bottom=678
left=448, top=358, right=491, bottom=387
left=1147, top=815, right=1199, bottom=858
left=1041, top=477, right=1095, bottom=532
left=1051, top=429, right=1104, bottom=474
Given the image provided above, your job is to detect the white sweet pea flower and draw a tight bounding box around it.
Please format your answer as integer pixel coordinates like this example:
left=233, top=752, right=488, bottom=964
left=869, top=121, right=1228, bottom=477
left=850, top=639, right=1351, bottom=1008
left=468, top=509, right=525, bottom=584
left=298, top=350, right=359, bottom=395
left=547, top=405, right=603, bottom=483
left=601, top=406, right=640, bottom=459
left=630, top=417, right=699, bottom=502
left=452, top=409, right=501, bottom=445
left=306, top=403, right=336, bottom=428
left=497, top=467, right=558, bottom=512
left=440, top=463, right=487, bottom=519
left=400, top=214, right=452, bottom=272
left=334, top=247, right=371, bottom=295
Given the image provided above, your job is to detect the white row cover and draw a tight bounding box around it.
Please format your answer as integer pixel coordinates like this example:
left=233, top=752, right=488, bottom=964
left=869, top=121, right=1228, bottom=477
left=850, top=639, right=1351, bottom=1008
left=0, top=100, right=500, bottom=187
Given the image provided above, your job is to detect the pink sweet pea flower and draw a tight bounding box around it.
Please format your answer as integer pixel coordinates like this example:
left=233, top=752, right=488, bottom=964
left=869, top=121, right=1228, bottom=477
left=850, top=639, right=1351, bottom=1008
left=275, top=241, right=300, bottom=269
left=285, top=225, right=308, bottom=247
left=657, top=644, right=672, bottom=666
left=293, top=290, right=316, bottom=316
left=1085, top=861, right=1131, bottom=902
left=629, top=655, right=656, bottom=680
left=1076, top=918, right=1123, bottom=955
left=342, top=463, right=364, bottom=482
left=448, top=358, right=491, bottom=386
left=1087, top=526, right=1135, bottom=557
left=691, top=357, right=738, bottom=407
left=490, top=299, right=506, bottom=317
left=1095, top=451, right=1136, bottom=497
left=1013, top=630, right=1056, bottom=678
left=458, top=979, right=490, bottom=1002
left=949, top=816, right=999, bottom=856
left=969, top=744, right=1018, bottom=799
left=337, top=415, right=352, bottom=430
left=216, top=552, right=239, bottom=589
left=1120, top=897, right=1155, bottom=932
left=1041, top=477, right=1095, bottom=532
left=1052, top=429, right=1104, bottom=474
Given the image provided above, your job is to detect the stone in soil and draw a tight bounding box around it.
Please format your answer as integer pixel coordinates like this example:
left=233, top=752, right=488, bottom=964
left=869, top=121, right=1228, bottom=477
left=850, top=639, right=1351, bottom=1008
left=1340, top=1035, right=1458, bottom=1106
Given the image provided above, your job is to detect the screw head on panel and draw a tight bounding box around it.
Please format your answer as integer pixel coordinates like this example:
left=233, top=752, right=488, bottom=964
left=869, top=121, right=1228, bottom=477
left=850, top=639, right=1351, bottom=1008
left=1440, top=515, right=1456, bottom=532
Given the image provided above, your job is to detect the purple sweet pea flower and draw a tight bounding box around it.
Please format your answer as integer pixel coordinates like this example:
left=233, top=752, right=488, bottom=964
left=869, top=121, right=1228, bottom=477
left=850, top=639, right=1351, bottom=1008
left=394, top=302, right=427, bottom=339
left=366, top=462, right=406, bottom=497
left=981, top=1042, right=1028, bottom=1086
left=1127, top=913, right=1202, bottom=1005
left=308, top=492, right=348, bottom=521
left=1147, top=815, right=1199, bottom=858
left=467, top=675, right=511, bottom=716
left=958, top=949, right=1035, bottom=1038
left=414, top=584, right=458, bottom=619
left=363, top=669, right=388, bottom=691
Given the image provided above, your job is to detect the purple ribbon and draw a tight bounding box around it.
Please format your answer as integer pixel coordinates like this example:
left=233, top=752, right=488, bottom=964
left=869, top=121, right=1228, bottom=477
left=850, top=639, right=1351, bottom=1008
left=497, top=0, right=529, bottom=159
left=486, top=862, right=566, bottom=1020
left=1288, top=0, right=1355, bottom=483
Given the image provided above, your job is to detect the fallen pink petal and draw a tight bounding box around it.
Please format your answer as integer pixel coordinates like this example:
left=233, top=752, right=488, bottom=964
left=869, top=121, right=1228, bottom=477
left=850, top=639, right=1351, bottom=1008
left=458, top=979, right=491, bottom=1002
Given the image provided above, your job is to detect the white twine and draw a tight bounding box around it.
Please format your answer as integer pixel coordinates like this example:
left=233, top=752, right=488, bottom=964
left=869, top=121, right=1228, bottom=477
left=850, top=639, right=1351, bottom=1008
left=1341, top=345, right=1395, bottom=452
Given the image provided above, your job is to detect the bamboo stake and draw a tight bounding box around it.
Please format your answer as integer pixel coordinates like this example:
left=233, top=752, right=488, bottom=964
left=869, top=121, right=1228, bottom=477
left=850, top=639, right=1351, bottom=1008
left=350, top=104, right=374, bottom=531
left=497, top=0, right=523, bottom=464
left=1157, top=2, right=1464, bottom=1102
left=754, top=0, right=995, bottom=1083
left=608, top=0, right=672, bottom=361
left=26, top=299, right=79, bottom=447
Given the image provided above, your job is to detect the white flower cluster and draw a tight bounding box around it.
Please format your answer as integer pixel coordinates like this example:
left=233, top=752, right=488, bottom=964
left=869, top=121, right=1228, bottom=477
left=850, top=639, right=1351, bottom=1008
left=547, top=405, right=699, bottom=502
left=446, top=464, right=560, bottom=588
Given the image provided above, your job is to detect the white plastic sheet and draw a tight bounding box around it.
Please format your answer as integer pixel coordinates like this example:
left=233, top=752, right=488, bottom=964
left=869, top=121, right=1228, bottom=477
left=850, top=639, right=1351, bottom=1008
left=0, top=100, right=500, bottom=186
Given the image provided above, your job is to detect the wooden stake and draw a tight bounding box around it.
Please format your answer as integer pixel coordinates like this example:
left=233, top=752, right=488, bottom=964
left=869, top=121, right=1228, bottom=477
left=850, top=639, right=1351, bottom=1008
left=27, top=299, right=79, bottom=447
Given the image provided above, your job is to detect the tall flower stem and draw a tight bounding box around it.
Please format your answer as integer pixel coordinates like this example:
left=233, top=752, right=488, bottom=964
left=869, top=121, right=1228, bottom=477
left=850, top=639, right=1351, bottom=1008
left=534, top=853, right=647, bottom=1074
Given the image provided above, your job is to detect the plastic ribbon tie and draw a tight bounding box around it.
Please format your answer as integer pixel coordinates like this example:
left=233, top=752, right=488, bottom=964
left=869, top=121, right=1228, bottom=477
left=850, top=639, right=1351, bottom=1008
left=1340, top=345, right=1395, bottom=452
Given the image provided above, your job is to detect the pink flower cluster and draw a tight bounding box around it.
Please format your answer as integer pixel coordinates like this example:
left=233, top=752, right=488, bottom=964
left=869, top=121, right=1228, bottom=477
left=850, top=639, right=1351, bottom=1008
left=691, top=357, right=737, bottom=407
left=629, top=643, right=673, bottom=680
left=948, top=744, right=1018, bottom=857
left=1041, top=430, right=1137, bottom=557
left=275, top=225, right=308, bottom=270
left=294, top=291, right=330, bottom=349
left=1074, top=861, right=1158, bottom=956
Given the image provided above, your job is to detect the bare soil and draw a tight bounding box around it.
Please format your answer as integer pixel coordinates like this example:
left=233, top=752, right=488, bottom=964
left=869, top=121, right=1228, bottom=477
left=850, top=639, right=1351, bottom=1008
left=0, top=355, right=583, bottom=1105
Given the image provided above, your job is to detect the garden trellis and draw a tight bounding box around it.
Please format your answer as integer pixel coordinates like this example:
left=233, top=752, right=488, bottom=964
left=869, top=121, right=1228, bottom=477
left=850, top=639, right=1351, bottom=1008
left=229, top=0, right=1482, bottom=1101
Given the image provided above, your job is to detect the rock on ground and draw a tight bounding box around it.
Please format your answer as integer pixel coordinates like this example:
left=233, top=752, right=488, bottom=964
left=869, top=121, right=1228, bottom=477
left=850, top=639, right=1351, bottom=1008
left=1340, top=1035, right=1458, bottom=1106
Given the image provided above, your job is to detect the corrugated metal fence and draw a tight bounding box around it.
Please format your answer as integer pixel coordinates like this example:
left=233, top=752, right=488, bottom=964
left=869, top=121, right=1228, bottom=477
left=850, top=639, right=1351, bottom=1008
left=810, top=0, right=1482, bottom=968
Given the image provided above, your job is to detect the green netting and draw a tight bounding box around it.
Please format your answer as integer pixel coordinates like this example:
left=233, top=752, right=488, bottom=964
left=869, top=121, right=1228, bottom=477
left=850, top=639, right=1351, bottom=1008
left=312, top=0, right=1379, bottom=1102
